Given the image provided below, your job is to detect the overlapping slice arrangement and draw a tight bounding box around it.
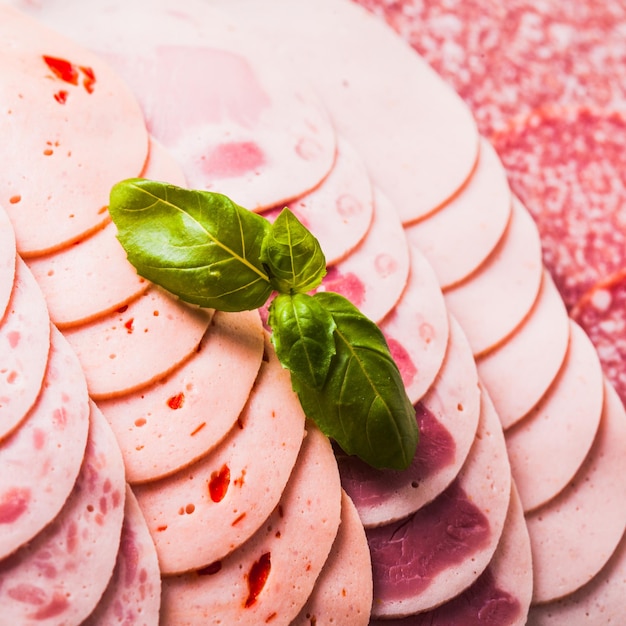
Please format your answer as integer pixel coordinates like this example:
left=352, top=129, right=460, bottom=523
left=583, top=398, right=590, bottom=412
left=1, top=0, right=625, bottom=624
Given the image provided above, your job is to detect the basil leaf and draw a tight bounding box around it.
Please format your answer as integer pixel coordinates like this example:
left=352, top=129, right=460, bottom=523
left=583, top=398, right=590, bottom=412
left=109, top=179, right=273, bottom=311
left=269, top=293, right=336, bottom=389
left=260, top=208, right=326, bottom=293
left=291, top=292, right=418, bottom=470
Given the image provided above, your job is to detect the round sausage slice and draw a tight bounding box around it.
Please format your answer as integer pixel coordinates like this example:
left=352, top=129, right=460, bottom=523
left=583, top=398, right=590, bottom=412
left=0, top=204, right=16, bottom=322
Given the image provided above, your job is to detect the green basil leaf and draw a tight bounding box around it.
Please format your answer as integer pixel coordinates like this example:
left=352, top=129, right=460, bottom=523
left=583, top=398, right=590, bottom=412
left=291, top=291, right=418, bottom=470
left=269, top=293, right=336, bottom=389
left=109, top=179, right=273, bottom=311
left=260, top=208, right=326, bottom=293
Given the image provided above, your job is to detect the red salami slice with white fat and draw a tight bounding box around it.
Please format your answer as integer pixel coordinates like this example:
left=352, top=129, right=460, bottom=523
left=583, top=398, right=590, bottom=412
left=506, top=321, right=604, bottom=513
left=63, top=286, right=214, bottom=399
left=25, top=137, right=186, bottom=328
left=82, top=486, right=161, bottom=626
left=443, top=196, right=543, bottom=357
left=160, top=423, right=342, bottom=625
left=0, top=204, right=16, bottom=322
left=133, top=339, right=306, bottom=574
left=526, top=379, right=626, bottom=604
left=0, top=327, right=89, bottom=559
left=367, top=384, right=511, bottom=618
left=477, top=270, right=570, bottom=430
left=379, top=244, right=449, bottom=405
left=292, top=490, right=373, bottom=626
left=319, top=188, right=410, bottom=323
left=405, top=138, right=512, bottom=289
left=99, top=310, right=264, bottom=484
left=0, top=4, right=148, bottom=256
left=339, top=316, right=480, bottom=528
left=0, top=401, right=126, bottom=624
left=0, top=258, right=51, bottom=441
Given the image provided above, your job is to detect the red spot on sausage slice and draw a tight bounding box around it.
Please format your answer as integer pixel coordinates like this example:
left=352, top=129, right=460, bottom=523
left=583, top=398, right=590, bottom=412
left=167, top=392, right=185, bottom=410
left=43, top=55, right=79, bottom=85
left=0, top=488, right=30, bottom=524
left=208, top=465, right=231, bottom=503
left=201, top=141, right=265, bottom=178
left=245, top=552, right=271, bottom=608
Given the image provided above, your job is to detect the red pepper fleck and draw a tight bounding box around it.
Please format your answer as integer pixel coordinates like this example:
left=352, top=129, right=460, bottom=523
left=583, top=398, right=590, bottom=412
left=80, top=65, right=96, bottom=93
left=43, top=55, right=79, bottom=84
left=198, top=561, right=222, bottom=576
left=208, top=464, right=230, bottom=503
left=265, top=613, right=278, bottom=623
left=124, top=318, right=134, bottom=333
left=190, top=422, right=206, bottom=436
left=167, top=392, right=185, bottom=410
left=117, top=304, right=129, bottom=313
left=245, top=552, right=271, bottom=608
left=54, top=90, right=69, bottom=104
left=232, top=512, right=246, bottom=526
left=157, top=525, right=168, bottom=532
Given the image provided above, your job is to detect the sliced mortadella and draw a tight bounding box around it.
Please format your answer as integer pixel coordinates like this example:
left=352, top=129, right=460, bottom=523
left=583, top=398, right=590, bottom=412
left=370, top=484, right=533, bottom=626
left=526, top=380, right=626, bottom=604
left=0, top=327, right=89, bottom=559
left=292, top=490, right=373, bottom=626
left=444, top=196, right=544, bottom=357
left=160, top=423, right=342, bottom=625
left=82, top=486, right=161, bottom=626
left=340, top=316, right=480, bottom=528
left=379, top=244, right=449, bottom=405
left=272, top=136, right=374, bottom=265
left=368, top=385, right=511, bottom=618
left=0, top=204, right=16, bottom=322
left=99, top=310, right=265, bottom=484
left=477, top=270, right=570, bottom=430
left=63, top=286, right=214, bottom=399
left=405, top=138, right=512, bottom=289
left=133, top=338, right=306, bottom=574
left=25, top=137, right=186, bottom=328
left=0, top=4, right=148, bottom=256
left=0, top=258, right=51, bottom=440
left=0, top=401, right=126, bottom=625
left=506, top=321, right=604, bottom=513
left=319, top=188, right=410, bottom=323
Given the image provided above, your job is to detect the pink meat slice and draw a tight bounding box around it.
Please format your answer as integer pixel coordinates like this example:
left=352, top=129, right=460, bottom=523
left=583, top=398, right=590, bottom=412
left=477, top=270, right=570, bottom=430
left=506, top=321, right=604, bottom=513
left=0, top=4, right=148, bottom=257
left=63, top=286, right=214, bottom=399
left=160, top=423, right=342, bottom=625
left=0, top=204, right=16, bottom=322
left=443, top=196, right=543, bottom=357
left=25, top=137, right=186, bottom=328
left=82, top=486, right=161, bottom=626
left=405, top=138, right=512, bottom=289
left=0, top=259, right=51, bottom=441
left=133, top=338, right=306, bottom=574
left=0, top=327, right=89, bottom=559
left=99, top=310, right=264, bottom=484
left=292, top=490, right=373, bottom=626
left=367, top=384, right=511, bottom=618
left=0, top=401, right=126, bottom=625
left=379, top=244, right=449, bottom=405
left=319, top=188, right=410, bottom=323
left=526, top=379, right=626, bottom=604
left=340, top=316, right=480, bottom=528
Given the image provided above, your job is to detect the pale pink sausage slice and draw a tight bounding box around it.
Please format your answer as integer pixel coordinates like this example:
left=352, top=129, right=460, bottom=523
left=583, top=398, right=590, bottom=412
left=0, top=204, right=16, bottom=322
left=0, top=327, right=89, bottom=559
left=292, top=490, right=373, bottom=626
left=160, top=424, right=342, bottom=625
left=0, top=4, right=148, bottom=256
left=477, top=270, right=570, bottom=430
left=340, top=316, right=480, bottom=528
left=99, top=310, right=264, bottom=483
left=0, top=401, right=126, bottom=625
left=133, top=338, right=306, bottom=574
left=82, top=486, right=161, bottom=626
left=506, top=321, right=604, bottom=513
left=25, top=137, right=186, bottom=328
left=319, top=188, right=410, bottom=323
left=443, top=196, right=544, bottom=357
left=405, top=138, right=512, bottom=289
left=526, top=380, right=626, bottom=604
left=0, top=259, right=51, bottom=441
left=379, top=244, right=449, bottom=405
left=63, top=286, right=214, bottom=399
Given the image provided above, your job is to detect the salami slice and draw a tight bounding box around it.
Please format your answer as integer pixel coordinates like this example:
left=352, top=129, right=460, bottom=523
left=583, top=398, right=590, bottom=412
left=160, top=424, right=342, bottom=625
left=505, top=321, right=604, bottom=513
left=0, top=258, right=51, bottom=441
left=99, top=310, right=264, bottom=484
left=0, top=327, right=89, bottom=559
left=0, top=401, right=126, bottom=625
left=0, top=204, right=16, bottom=322
left=133, top=338, right=306, bottom=574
